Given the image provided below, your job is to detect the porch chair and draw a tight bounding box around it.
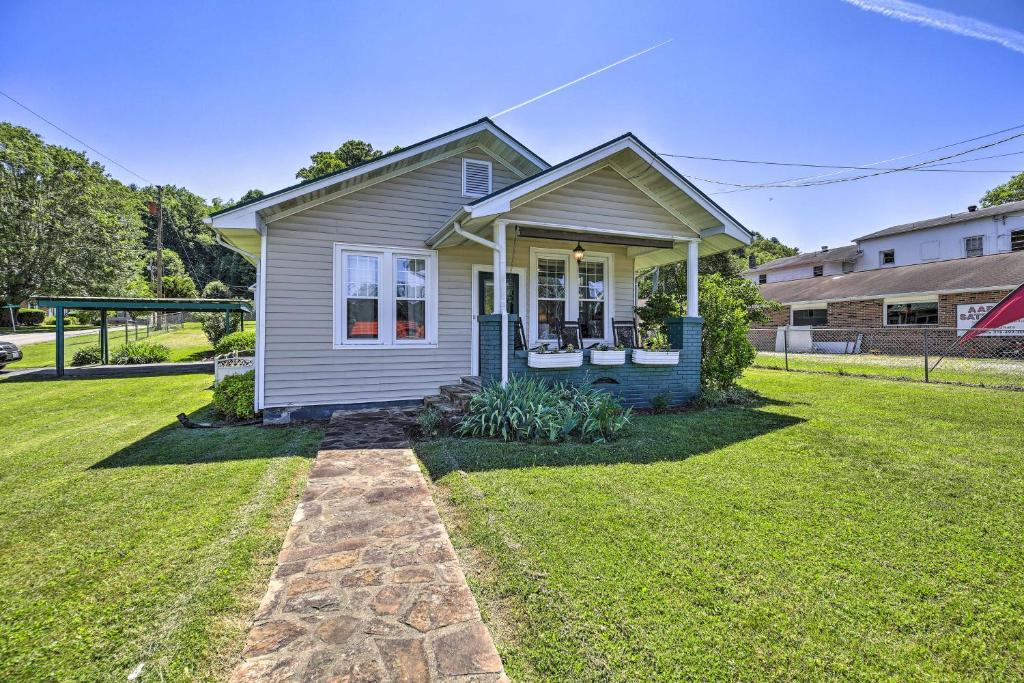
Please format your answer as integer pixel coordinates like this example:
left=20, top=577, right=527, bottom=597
left=555, top=319, right=583, bottom=351
left=513, top=318, right=528, bottom=351
left=611, top=318, right=639, bottom=348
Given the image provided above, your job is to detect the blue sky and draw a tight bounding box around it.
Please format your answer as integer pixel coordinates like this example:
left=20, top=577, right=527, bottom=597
left=3, top=0, right=1023, bottom=252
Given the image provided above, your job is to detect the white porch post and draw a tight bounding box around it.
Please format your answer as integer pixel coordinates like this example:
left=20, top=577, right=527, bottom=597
left=494, top=221, right=509, bottom=385
left=687, top=239, right=699, bottom=317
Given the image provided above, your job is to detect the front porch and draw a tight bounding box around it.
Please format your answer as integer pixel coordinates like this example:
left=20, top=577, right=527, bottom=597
left=478, top=314, right=703, bottom=407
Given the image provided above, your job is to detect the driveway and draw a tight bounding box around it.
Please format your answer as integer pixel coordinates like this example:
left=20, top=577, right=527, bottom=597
left=0, top=327, right=124, bottom=347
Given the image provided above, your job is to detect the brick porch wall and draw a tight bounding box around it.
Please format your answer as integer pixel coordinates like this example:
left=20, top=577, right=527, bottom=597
left=479, top=314, right=703, bottom=408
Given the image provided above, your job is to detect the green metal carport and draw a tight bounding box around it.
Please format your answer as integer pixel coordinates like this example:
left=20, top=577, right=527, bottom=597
left=35, top=296, right=253, bottom=377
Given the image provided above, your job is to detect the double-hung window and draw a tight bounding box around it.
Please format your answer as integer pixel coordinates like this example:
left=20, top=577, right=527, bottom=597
left=965, top=235, right=984, bottom=258
left=536, top=256, right=567, bottom=342
left=335, top=245, right=437, bottom=348
left=531, top=248, right=613, bottom=344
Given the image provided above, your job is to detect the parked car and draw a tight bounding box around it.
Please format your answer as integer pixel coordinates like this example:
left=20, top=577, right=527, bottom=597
left=0, top=340, right=22, bottom=369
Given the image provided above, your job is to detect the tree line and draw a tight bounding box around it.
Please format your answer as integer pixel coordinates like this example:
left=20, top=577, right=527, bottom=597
left=0, top=122, right=396, bottom=308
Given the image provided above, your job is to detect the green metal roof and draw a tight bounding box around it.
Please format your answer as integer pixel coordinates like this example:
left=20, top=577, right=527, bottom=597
left=35, top=296, right=252, bottom=313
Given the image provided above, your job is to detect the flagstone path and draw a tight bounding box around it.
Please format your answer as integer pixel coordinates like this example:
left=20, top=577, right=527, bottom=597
left=231, top=409, right=505, bottom=682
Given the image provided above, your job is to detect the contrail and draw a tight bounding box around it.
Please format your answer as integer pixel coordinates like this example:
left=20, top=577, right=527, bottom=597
left=839, top=0, right=1024, bottom=55
left=490, top=39, right=673, bottom=119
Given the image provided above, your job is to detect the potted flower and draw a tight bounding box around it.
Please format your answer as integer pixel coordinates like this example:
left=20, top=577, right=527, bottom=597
left=528, top=343, right=584, bottom=369
left=590, top=343, right=627, bottom=366
left=632, top=333, right=679, bottom=366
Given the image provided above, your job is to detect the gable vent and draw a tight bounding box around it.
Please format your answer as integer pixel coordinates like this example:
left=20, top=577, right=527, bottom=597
left=462, top=159, right=492, bottom=197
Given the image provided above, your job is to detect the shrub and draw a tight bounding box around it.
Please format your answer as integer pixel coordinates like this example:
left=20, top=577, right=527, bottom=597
left=214, top=370, right=256, bottom=420
left=197, top=312, right=243, bottom=344
left=650, top=392, right=671, bottom=412
left=73, top=310, right=99, bottom=326
left=416, top=406, right=446, bottom=438
left=110, top=340, right=170, bottom=365
left=202, top=280, right=232, bottom=299
left=16, top=308, right=46, bottom=325
left=71, top=344, right=103, bottom=366
left=42, top=315, right=79, bottom=326
left=458, top=376, right=630, bottom=443
left=215, top=330, right=256, bottom=356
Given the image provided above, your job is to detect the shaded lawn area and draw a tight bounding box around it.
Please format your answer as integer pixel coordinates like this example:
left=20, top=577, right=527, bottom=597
left=8, top=321, right=214, bottom=368
left=754, top=350, right=1024, bottom=389
left=0, top=373, right=323, bottom=681
left=417, top=369, right=1024, bottom=681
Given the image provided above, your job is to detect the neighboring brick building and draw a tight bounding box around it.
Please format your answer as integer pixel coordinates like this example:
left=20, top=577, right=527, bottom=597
left=748, top=202, right=1024, bottom=355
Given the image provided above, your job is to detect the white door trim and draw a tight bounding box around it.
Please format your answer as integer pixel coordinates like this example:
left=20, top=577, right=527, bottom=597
left=470, top=264, right=527, bottom=376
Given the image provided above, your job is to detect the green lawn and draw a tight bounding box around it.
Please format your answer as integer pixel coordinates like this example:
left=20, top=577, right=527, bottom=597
left=8, top=322, right=213, bottom=369
left=417, top=369, right=1024, bottom=681
left=0, top=373, right=323, bottom=681
left=754, top=350, right=1024, bottom=389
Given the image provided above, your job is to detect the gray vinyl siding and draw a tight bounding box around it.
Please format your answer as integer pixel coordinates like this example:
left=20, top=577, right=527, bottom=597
left=504, top=166, right=690, bottom=238
left=263, top=149, right=519, bottom=407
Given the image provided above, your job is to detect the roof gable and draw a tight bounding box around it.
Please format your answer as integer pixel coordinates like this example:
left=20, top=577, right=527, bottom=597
left=208, top=118, right=547, bottom=230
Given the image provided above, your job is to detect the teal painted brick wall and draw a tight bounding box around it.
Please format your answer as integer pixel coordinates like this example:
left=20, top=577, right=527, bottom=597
left=479, top=314, right=703, bottom=408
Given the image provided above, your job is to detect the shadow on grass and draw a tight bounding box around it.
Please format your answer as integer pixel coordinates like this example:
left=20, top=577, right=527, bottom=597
left=90, top=405, right=322, bottom=469
left=416, top=399, right=804, bottom=479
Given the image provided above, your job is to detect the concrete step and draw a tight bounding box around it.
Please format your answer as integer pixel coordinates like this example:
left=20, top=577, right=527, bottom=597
left=460, top=375, right=483, bottom=389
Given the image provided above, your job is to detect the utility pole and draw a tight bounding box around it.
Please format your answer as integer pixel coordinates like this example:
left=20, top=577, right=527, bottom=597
left=155, top=185, right=164, bottom=298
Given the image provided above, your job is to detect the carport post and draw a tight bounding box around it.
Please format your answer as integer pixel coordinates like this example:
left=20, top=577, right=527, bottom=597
left=55, top=306, right=65, bottom=377
left=100, top=309, right=109, bottom=364
left=224, top=308, right=230, bottom=333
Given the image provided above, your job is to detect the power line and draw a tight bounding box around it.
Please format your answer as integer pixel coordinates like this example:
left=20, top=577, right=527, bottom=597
left=705, top=121, right=1024, bottom=194
left=658, top=151, right=1023, bottom=173
left=0, top=89, right=155, bottom=185
left=683, top=129, right=1024, bottom=191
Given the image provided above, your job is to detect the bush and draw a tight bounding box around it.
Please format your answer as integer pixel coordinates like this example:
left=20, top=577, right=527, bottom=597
left=73, top=310, right=99, bottom=326
left=71, top=344, right=103, bottom=367
left=110, top=340, right=170, bottom=365
left=416, top=406, right=446, bottom=438
left=202, top=280, right=233, bottom=299
left=16, top=308, right=46, bottom=325
left=458, top=376, right=630, bottom=443
left=214, top=370, right=256, bottom=420
left=650, top=392, right=671, bottom=412
left=161, top=273, right=198, bottom=299
left=42, top=315, right=79, bottom=326
left=197, top=312, right=243, bottom=345
left=214, top=330, right=256, bottom=356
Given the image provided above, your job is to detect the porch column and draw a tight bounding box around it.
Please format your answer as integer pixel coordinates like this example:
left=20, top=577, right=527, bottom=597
left=493, top=221, right=509, bottom=385
left=687, top=240, right=699, bottom=317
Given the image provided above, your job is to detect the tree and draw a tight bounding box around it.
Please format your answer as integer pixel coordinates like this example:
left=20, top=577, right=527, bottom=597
left=295, top=140, right=401, bottom=181
left=161, top=273, right=198, bottom=299
left=238, top=188, right=265, bottom=204
left=981, top=172, right=1024, bottom=207
left=142, top=249, right=186, bottom=278
left=202, top=279, right=232, bottom=299
left=0, top=123, right=143, bottom=307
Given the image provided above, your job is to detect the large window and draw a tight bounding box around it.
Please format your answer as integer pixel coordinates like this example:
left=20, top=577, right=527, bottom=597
left=965, top=235, right=984, bottom=258
left=335, top=245, right=437, bottom=347
left=531, top=249, right=613, bottom=344
left=536, top=256, right=567, bottom=341
left=792, top=307, right=828, bottom=326
left=885, top=301, right=938, bottom=326
left=880, top=249, right=895, bottom=266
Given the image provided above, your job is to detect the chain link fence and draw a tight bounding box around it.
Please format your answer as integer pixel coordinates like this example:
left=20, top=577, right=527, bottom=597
left=749, top=327, right=1024, bottom=390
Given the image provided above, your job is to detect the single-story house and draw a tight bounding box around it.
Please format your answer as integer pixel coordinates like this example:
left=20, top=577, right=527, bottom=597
left=208, top=118, right=752, bottom=422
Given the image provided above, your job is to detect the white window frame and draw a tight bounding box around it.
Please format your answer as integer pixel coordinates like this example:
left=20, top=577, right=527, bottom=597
left=790, top=303, right=828, bottom=327
left=880, top=249, right=895, bottom=266
left=462, top=158, right=492, bottom=198
left=333, top=243, right=438, bottom=349
left=964, top=235, right=984, bottom=258
left=529, top=247, right=614, bottom=346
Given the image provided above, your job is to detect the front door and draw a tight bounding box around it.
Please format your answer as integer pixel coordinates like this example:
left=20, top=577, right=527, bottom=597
left=475, top=271, right=520, bottom=375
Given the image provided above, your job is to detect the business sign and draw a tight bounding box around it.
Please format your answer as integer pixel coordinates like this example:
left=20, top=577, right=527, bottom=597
left=957, top=302, right=1024, bottom=337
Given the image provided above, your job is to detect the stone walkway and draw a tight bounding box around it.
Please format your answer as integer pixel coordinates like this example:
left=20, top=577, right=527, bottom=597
left=231, top=411, right=505, bottom=682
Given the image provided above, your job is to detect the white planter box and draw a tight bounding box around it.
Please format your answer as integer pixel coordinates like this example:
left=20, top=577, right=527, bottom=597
left=632, top=349, right=680, bottom=366
left=528, top=351, right=583, bottom=369
left=589, top=349, right=626, bottom=366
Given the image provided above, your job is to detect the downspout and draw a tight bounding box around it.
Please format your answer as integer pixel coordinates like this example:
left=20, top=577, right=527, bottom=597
left=454, top=221, right=508, bottom=385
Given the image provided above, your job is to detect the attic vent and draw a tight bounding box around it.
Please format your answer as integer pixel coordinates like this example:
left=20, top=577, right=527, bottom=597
left=462, top=159, right=492, bottom=197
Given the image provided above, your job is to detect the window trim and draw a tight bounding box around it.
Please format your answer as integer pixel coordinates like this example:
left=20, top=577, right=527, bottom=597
left=333, top=243, right=438, bottom=349
left=812, top=265, right=824, bottom=277
left=790, top=304, right=828, bottom=327
left=758, top=273, right=767, bottom=284
left=964, top=235, right=984, bottom=258
left=529, top=247, right=614, bottom=346
left=462, top=158, right=492, bottom=198
left=879, top=249, right=895, bottom=266
left=1012, top=229, right=1024, bottom=252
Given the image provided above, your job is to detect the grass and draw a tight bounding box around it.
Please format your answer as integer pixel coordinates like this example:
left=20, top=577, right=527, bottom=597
left=0, top=373, right=323, bottom=681
left=754, top=350, right=1024, bottom=389
left=418, top=369, right=1024, bottom=681
left=7, top=322, right=213, bottom=369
